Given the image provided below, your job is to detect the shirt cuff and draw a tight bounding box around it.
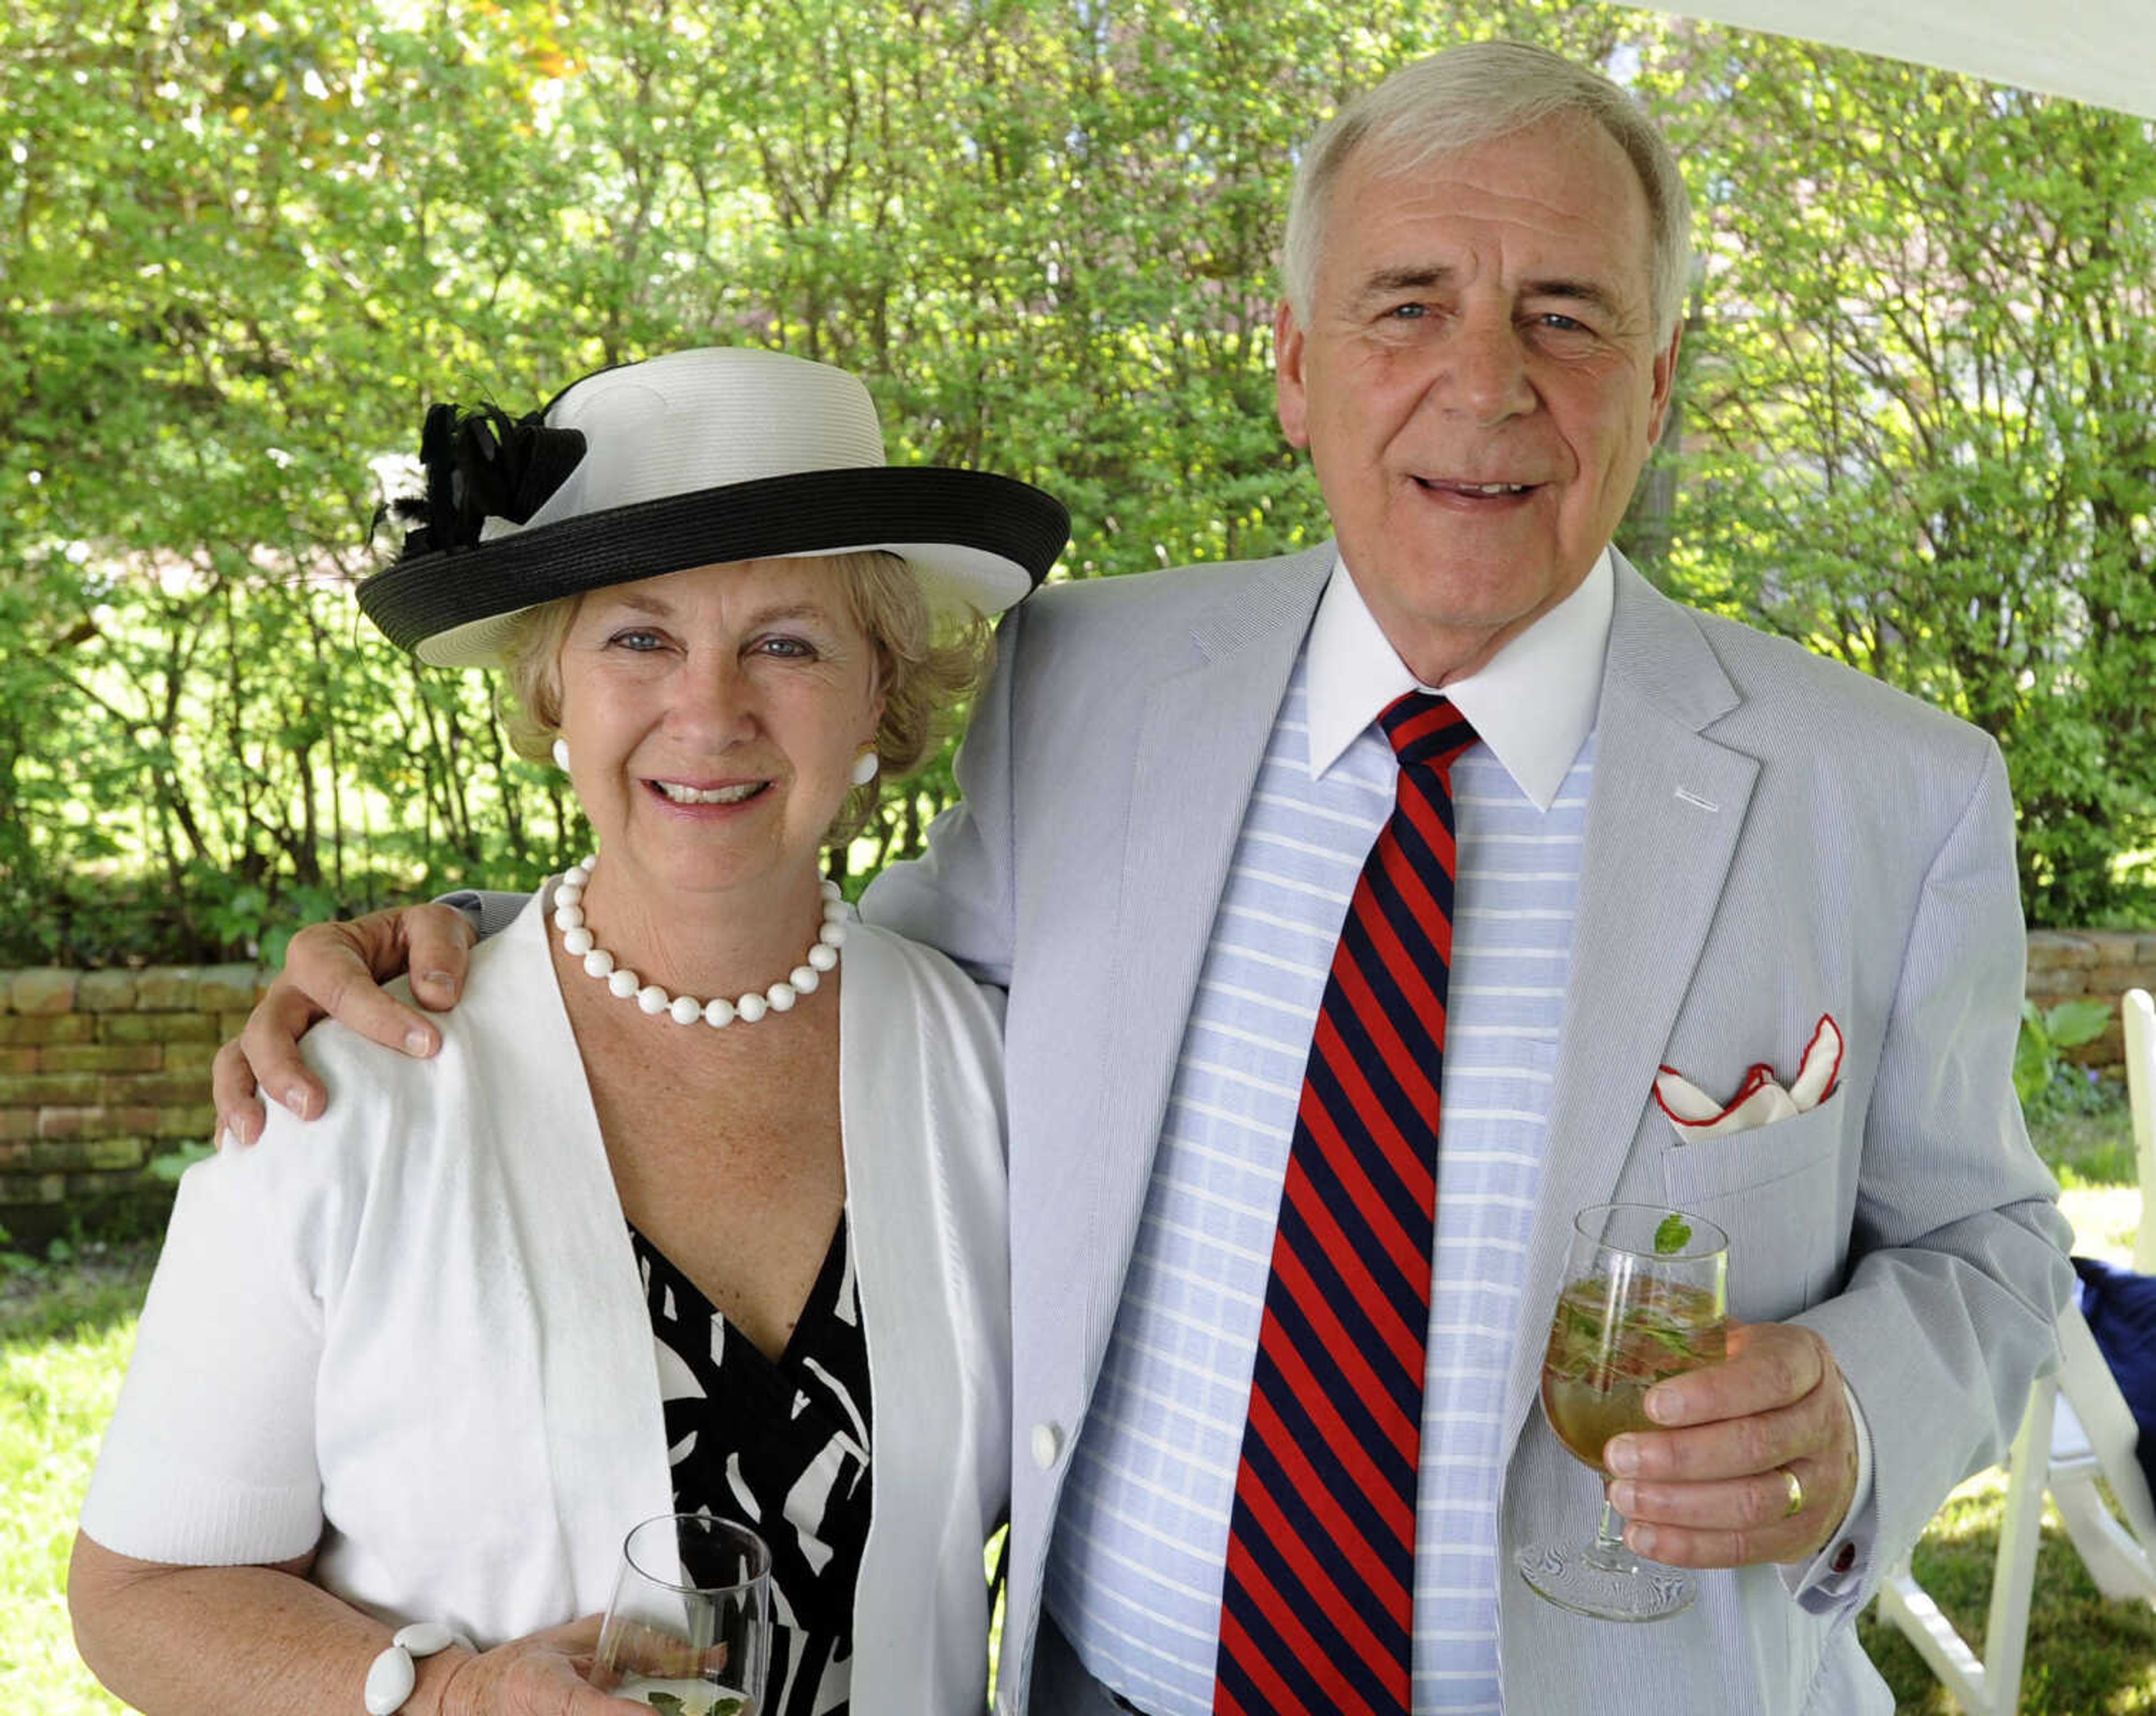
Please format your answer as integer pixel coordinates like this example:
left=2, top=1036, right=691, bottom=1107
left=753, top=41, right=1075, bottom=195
left=432, top=889, right=525, bottom=942
left=1784, top=1377, right=1872, bottom=1606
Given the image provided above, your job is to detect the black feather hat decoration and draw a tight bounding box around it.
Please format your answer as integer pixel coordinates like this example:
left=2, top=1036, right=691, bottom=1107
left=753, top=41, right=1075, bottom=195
left=392, top=403, right=588, bottom=557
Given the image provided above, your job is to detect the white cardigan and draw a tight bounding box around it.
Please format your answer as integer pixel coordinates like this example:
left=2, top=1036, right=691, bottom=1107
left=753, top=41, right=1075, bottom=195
left=83, top=891, right=1011, bottom=1714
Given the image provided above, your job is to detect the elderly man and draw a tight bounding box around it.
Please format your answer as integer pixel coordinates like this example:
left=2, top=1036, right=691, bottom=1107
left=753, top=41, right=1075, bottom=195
left=219, top=39, right=2070, bottom=1716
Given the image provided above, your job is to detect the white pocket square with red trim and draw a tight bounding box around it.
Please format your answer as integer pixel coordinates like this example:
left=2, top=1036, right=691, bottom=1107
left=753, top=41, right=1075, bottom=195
left=1654, top=1015, right=1843, bottom=1139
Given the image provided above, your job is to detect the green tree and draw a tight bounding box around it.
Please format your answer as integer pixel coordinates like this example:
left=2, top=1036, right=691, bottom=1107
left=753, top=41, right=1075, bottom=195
left=1, top=2, right=2148, bottom=959
left=1648, top=34, right=2156, bottom=923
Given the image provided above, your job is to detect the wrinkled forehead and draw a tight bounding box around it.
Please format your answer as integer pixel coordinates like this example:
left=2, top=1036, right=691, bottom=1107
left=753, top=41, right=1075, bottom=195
left=1332, top=115, right=1657, bottom=298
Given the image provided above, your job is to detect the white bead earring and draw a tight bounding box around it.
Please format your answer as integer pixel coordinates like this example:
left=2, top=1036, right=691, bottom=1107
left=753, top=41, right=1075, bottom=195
left=850, top=748, right=880, bottom=787
left=552, top=737, right=571, bottom=772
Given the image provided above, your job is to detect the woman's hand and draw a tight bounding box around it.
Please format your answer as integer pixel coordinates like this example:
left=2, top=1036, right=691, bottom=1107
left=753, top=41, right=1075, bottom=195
left=431, top=1616, right=646, bottom=1715
left=211, top=903, right=478, bottom=1144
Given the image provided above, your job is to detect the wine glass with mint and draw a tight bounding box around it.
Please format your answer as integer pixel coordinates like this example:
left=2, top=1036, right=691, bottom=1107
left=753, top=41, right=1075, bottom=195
left=1516, top=1202, right=1729, bottom=1622
left=592, top=1513, right=771, bottom=1714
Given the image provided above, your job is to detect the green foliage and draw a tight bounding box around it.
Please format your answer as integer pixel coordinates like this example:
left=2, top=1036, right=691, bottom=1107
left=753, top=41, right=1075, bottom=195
left=1, top=3, right=2150, bottom=955
left=1648, top=40, right=2156, bottom=925
left=0, top=1224, right=47, bottom=1283
left=2040, top=1081, right=2138, bottom=1190
left=2015, top=998, right=2117, bottom=1109
left=145, top=1140, right=216, bottom=1185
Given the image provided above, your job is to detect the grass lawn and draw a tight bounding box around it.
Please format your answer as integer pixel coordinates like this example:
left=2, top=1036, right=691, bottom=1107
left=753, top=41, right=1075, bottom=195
left=7, top=1096, right=2152, bottom=1713
left=1, top=1239, right=160, bottom=1716
left=1848, top=1175, right=2156, bottom=1714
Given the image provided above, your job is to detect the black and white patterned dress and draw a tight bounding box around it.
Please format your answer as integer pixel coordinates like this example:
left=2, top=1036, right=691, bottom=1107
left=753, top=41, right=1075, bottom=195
left=629, top=1213, right=873, bottom=1716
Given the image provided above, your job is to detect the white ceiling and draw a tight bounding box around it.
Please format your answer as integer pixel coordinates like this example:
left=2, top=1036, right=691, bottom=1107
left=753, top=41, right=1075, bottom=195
left=1653, top=0, right=2156, bottom=117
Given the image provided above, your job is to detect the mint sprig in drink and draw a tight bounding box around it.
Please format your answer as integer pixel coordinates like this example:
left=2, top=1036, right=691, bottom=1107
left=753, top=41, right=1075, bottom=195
left=595, top=1515, right=769, bottom=1715
left=616, top=1680, right=751, bottom=1715
left=1516, top=1203, right=1730, bottom=1623
left=1541, top=1273, right=1728, bottom=1469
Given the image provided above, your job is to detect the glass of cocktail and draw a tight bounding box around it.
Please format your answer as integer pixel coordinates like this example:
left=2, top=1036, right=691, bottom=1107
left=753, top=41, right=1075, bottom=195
left=1515, top=1202, right=1729, bottom=1622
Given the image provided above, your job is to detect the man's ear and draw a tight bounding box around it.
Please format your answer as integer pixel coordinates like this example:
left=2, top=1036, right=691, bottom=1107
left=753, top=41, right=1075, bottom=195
left=1646, top=321, right=1683, bottom=444
left=1274, top=298, right=1312, bottom=450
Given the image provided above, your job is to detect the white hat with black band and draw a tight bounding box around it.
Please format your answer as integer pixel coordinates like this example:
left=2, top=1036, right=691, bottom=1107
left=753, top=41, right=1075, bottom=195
left=360, top=345, right=1069, bottom=666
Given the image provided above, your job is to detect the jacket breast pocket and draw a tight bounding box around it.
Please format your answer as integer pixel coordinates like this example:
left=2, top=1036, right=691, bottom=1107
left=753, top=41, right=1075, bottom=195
left=1656, top=1097, right=1844, bottom=1322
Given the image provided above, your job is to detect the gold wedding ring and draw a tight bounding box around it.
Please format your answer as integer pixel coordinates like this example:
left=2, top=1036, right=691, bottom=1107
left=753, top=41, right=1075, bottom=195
left=1778, top=1464, right=1805, bottom=1519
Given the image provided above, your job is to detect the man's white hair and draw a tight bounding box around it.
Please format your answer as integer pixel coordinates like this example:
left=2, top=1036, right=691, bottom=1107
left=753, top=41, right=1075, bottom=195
left=1281, top=40, right=1693, bottom=344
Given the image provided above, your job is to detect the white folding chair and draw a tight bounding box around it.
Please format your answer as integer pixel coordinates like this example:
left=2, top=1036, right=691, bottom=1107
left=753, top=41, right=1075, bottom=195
left=1876, top=1305, right=2156, bottom=1714
left=1874, top=987, right=2156, bottom=1714
left=2126, top=988, right=2155, bottom=1275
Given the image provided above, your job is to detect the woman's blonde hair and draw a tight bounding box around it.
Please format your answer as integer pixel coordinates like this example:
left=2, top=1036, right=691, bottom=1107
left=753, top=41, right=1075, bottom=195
left=497, top=550, right=993, bottom=847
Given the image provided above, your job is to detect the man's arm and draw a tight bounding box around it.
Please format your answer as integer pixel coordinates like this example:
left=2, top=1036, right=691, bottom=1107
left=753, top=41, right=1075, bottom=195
left=858, top=597, right=1030, bottom=985
left=1597, top=738, right=2072, bottom=1581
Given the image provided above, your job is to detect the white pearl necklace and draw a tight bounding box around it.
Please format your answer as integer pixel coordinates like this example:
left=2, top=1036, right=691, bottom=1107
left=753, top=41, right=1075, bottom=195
left=551, top=855, right=846, bottom=1028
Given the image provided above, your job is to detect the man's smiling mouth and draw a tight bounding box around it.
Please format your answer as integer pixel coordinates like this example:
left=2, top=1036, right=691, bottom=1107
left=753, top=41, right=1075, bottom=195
left=1414, top=477, right=1536, bottom=496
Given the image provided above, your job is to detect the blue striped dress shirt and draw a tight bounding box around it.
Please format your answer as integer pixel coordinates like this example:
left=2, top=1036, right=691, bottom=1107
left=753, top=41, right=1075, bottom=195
left=1042, top=552, right=1613, bottom=1715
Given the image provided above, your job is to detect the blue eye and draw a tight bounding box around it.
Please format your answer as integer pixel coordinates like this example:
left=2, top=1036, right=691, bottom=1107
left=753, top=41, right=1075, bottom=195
left=758, top=636, right=815, bottom=659
left=609, top=629, right=665, bottom=651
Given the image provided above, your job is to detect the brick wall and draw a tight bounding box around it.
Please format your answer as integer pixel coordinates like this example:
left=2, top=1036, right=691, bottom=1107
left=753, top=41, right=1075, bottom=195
left=1, top=936, right=2150, bottom=1251
left=2026, top=929, right=2156, bottom=1070
left=0, top=964, right=266, bottom=1250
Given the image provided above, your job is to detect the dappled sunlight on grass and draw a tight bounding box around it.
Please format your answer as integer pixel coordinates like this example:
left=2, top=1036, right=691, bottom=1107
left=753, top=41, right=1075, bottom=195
left=1921, top=1469, right=2011, bottom=1546
left=1859, top=1494, right=2156, bottom=1714
left=2067, top=1185, right=2146, bottom=1267
left=1, top=1279, right=141, bottom=1715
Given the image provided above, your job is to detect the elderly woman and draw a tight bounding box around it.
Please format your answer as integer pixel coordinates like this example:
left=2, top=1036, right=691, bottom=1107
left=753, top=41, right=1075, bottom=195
left=68, top=348, right=1068, bottom=1716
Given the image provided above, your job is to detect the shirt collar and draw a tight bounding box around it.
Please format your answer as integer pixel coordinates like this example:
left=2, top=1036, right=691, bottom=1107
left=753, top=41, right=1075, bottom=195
left=1303, top=547, right=1613, bottom=810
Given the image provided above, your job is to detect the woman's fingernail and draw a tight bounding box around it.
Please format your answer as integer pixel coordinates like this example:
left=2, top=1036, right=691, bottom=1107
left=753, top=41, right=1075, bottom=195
left=1605, top=1437, right=1639, bottom=1476
left=406, top=1026, right=435, bottom=1055
left=284, top=1085, right=314, bottom=1119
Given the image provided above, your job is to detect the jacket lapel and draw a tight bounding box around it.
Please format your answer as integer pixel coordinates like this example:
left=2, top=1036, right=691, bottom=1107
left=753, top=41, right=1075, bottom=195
left=1499, top=559, right=1760, bottom=1452
left=1074, top=545, right=1335, bottom=1370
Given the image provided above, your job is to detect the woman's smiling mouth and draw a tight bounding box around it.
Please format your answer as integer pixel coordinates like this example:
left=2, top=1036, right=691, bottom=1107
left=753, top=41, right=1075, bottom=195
left=650, top=779, right=769, bottom=806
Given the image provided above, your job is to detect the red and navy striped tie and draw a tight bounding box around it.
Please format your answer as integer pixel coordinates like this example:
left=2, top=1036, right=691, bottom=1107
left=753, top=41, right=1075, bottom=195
left=1213, top=691, right=1475, bottom=1716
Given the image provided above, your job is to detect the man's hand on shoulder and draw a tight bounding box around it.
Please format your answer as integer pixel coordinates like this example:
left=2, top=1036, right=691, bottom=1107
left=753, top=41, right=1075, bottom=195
left=211, top=903, right=479, bottom=1145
